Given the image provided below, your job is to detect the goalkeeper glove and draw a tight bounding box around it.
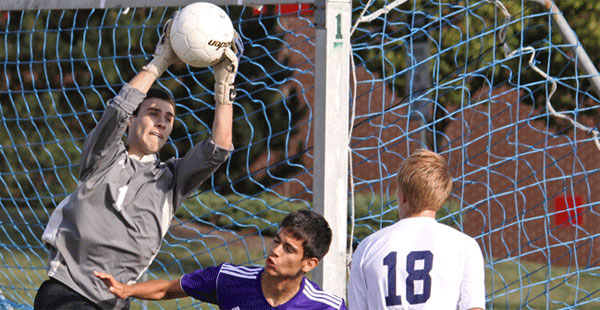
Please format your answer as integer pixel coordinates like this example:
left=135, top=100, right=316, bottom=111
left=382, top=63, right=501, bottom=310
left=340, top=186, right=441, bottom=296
left=143, top=12, right=181, bottom=78
left=213, top=31, right=244, bottom=105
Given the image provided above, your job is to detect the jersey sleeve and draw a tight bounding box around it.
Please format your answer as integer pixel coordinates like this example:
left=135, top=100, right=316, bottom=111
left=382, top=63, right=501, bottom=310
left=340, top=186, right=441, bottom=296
left=172, top=139, right=231, bottom=207
left=180, top=264, right=222, bottom=303
left=348, top=241, right=369, bottom=310
left=458, top=238, right=486, bottom=310
left=79, top=84, right=145, bottom=180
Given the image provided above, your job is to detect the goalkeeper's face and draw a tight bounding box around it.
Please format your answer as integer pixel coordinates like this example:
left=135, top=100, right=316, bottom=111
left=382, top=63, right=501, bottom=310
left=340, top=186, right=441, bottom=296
left=127, top=98, right=175, bottom=156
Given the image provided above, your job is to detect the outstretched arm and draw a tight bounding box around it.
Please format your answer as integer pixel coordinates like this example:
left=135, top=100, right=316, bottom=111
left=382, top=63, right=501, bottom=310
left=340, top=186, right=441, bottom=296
left=93, top=271, right=187, bottom=300
left=136, top=14, right=181, bottom=93
left=80, top=13, right=179, bottom=174
left=126, top=13, right=182, bottom=95
left=128, top=70, right=157, bottom=95
left=211, top=90, right=233, bottom=149
left=211, top=32, right=243, bottom=149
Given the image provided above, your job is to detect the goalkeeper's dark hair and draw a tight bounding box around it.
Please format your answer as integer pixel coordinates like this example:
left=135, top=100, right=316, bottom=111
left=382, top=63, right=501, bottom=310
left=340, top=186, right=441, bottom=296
left=133, top=87, right=176, bottom=116
left=279, top=209, right=332, bottom=260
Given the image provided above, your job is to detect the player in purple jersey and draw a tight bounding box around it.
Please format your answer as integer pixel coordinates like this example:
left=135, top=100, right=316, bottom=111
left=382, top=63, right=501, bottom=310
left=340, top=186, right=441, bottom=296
left=94, top=209, right=347, bottom=310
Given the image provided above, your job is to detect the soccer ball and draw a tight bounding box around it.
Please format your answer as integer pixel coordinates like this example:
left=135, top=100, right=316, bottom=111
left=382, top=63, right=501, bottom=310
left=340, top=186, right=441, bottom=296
left=170, top=2, right=234, bottom=68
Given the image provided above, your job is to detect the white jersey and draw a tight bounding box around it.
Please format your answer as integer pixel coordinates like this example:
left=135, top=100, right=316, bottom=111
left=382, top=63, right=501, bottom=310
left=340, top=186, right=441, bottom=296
left=348, top=217, right=485, bottom=310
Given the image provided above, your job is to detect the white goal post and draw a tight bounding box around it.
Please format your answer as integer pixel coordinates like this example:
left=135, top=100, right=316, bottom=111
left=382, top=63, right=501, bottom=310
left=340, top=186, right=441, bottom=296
left=313, top=0, right=350, bottom=299
left=1, top=0, right=351, bottom=299
left=1, top=0, right=291, bottom=10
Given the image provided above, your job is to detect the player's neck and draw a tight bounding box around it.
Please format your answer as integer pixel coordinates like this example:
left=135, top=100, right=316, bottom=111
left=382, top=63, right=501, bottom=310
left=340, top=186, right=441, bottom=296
left=403, top=209, right=437, bottom=219
left=261, top=272, right=303, bottom=307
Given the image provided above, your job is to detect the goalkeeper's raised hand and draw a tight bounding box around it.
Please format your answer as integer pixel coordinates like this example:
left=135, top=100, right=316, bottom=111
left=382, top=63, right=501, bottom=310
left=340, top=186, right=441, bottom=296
left=143, top=12, right=182, bottom=78
left=213, top=31, right=244, bottom=105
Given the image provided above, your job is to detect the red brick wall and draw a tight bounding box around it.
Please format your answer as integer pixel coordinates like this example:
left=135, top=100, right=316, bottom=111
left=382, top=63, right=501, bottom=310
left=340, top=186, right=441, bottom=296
left=259, top=16, right=599, bottom=266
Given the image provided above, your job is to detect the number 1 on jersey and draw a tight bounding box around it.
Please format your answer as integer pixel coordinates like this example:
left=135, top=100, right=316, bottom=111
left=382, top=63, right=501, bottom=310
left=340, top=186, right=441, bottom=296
left=383, top=252, right=402, bottom=305
left=383, top=250, right=434, bottom=306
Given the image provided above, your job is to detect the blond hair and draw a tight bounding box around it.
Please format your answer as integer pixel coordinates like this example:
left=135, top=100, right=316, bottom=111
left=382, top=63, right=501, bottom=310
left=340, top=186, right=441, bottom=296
left=396, top=149, right=452, bottom=216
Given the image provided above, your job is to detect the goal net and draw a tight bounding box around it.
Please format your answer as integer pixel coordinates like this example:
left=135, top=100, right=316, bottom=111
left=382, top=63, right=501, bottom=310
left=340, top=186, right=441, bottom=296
left=349, top=0, right=599, bottom=308
left=0, top=0, right=599, bottom=309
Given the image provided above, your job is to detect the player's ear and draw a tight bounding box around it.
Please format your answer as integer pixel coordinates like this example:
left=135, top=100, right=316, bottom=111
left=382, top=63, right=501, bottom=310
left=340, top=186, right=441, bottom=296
left=397, top=190, right=408, bottom=204
left=301, top=257, right=319, bottom=273
left=128, top=110, right=139, bottom=127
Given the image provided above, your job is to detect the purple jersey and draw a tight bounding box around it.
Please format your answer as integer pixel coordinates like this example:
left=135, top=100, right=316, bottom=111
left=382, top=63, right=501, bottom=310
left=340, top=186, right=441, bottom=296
left=180, top=263, right=346, bottom=310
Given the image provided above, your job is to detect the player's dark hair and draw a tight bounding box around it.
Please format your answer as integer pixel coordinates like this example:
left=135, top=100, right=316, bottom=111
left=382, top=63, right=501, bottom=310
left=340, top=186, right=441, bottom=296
left=279, top=209, right=332, bottom=260
left=133, top=87, right=176, bottom=116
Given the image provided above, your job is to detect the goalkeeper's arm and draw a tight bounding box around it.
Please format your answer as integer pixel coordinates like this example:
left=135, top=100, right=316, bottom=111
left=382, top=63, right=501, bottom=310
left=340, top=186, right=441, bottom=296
left=131, top=13, right=182, bottom=94
left=211, top=32, right=243, bottom=150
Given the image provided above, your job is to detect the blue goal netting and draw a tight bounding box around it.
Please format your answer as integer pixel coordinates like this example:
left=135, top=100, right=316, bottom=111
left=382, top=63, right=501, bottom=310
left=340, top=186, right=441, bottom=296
left=1, top=1, right=600, bottom=309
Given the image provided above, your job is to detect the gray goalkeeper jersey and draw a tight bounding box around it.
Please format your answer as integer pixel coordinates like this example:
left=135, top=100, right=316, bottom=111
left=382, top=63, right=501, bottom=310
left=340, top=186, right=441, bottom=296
left=41, top=84, right=230, bottom=309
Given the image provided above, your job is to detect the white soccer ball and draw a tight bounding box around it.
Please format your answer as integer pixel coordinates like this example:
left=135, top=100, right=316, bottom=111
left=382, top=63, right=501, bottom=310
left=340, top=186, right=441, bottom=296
left=170, top=2, right=234, bottom=68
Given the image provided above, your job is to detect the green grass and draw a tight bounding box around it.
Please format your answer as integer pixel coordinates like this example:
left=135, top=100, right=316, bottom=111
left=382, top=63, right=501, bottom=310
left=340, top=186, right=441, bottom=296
left=486, top=259, right=600, bottom=309
left=4, top=247, right=597, bottom=309
left=176, top=192, right=309, bottom=237
left=1, top=194, right=599, bottom=308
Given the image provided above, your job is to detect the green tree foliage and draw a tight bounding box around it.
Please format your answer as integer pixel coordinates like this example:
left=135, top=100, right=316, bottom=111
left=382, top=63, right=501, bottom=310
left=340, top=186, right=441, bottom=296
left=351, top=0, right=600, bottom=149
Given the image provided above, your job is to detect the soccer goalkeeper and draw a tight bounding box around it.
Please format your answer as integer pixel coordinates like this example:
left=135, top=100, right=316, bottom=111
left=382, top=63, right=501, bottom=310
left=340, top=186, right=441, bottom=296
left=34, top=17, right=243, bottom=310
